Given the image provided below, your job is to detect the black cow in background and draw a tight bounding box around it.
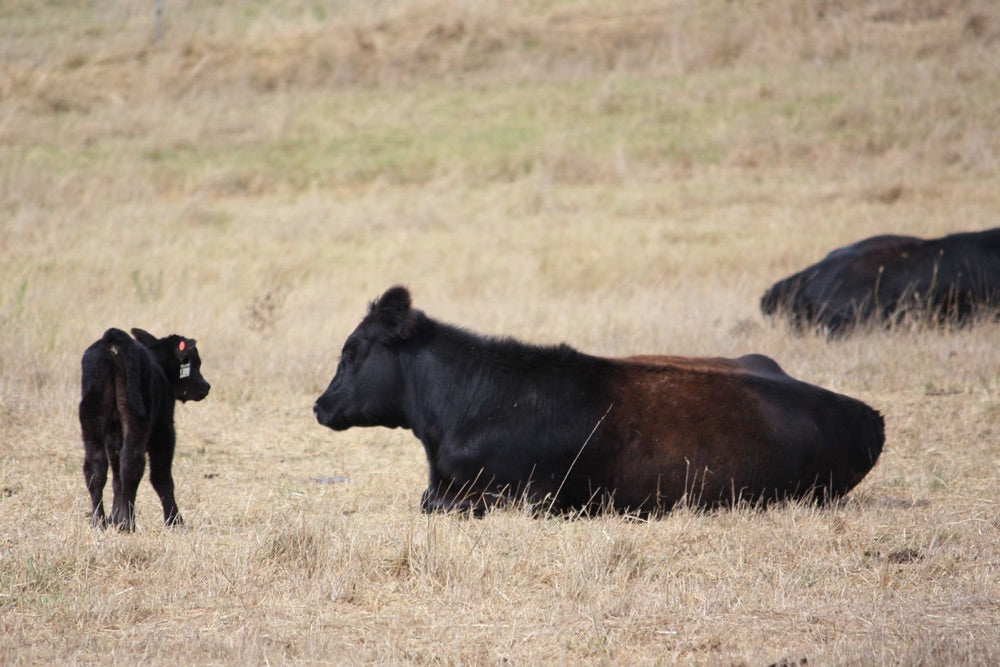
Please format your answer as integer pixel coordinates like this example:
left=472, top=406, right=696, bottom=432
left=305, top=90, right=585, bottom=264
left=761, top=228, right=1000, bottom=335
left=78, top=328, right=210, bottom=531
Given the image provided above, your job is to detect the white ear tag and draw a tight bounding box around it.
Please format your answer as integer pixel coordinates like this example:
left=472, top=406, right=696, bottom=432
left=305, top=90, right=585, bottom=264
left=179, top=362, right=191, bottom=379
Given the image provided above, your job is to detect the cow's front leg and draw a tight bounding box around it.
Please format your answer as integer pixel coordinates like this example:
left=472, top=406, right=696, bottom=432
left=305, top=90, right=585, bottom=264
left=420, top=486, right=490, bottom=517
left=148, top=428, right=183, bottom=526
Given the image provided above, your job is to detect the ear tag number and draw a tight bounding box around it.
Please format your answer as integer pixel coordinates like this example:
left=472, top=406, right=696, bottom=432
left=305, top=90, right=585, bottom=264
left=179, top=362, right=191, bottom=379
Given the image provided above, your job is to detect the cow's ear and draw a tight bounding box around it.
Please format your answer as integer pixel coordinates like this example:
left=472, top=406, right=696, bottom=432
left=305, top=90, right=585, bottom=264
left=372, top=285, right=415, bottom=341
left=131, top=328, right=159, bottom=347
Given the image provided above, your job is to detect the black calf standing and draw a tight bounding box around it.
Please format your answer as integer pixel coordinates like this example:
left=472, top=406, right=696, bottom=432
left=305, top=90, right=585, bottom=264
left=78, top=328, right=210, bottom=531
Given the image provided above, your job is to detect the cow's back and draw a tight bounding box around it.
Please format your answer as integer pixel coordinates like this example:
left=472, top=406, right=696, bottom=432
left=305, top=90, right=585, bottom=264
left=595, top=357, right=884, bottom=510
left=925, top=229, right=1000, bottom=308
left=766, top=236, right=924, bottom=328
left=819, top=230, right=1000, bottom=324
left=762, top=228, right=1000, bottom=332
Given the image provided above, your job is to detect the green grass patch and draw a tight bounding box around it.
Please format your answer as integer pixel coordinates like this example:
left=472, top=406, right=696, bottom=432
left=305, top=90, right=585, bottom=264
left=116, top=71, right=856, bottom=190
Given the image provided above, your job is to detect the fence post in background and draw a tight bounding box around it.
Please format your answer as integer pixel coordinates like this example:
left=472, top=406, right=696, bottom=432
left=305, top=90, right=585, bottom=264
left=155, top=0, right=164, bottom=41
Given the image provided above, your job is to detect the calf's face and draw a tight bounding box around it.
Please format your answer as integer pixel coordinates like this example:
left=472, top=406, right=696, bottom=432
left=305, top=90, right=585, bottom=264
left=174, top=340, right=211, bottom=402
left=131, top=328, right=211, bottom=402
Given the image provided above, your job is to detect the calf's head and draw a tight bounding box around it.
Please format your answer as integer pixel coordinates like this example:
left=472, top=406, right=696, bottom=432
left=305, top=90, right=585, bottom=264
left=131, top=328, right=211, bottom=402
left=313, top=286, right=416, bottom=431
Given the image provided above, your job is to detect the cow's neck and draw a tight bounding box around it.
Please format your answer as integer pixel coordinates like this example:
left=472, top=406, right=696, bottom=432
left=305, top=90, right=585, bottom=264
left=398, top=321, right=589, bottom=455
left=399, top=327, right=486, bottom=451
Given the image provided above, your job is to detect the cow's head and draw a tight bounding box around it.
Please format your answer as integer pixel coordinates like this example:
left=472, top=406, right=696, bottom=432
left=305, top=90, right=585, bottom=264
left=132, top=328, right=212, bottom=402
left=313, top=285, right=417, bottom=431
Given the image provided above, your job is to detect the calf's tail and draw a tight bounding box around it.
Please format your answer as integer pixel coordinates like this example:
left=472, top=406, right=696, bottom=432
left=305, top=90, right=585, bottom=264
left=100, top=328, right=148, bottom=420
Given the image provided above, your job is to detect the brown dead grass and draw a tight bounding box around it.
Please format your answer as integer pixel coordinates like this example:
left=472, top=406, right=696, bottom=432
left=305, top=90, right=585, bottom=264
left=2, top=0, right=1000, bottom=664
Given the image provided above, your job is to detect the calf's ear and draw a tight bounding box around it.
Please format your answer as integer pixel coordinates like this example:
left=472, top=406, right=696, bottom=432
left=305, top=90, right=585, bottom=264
left=372, top=285, right=415, bottom=341
left=131, top=328, right=160, bottom=347
left=174, top=337, right=195, bottom=358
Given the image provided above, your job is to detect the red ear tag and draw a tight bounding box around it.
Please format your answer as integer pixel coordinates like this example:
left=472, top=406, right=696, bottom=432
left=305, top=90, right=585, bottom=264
left=178, top=341, right=186, bottom=351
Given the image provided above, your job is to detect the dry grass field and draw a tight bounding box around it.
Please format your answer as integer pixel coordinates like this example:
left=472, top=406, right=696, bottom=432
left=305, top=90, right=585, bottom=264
left=2, top=0, right=1000, bottom=664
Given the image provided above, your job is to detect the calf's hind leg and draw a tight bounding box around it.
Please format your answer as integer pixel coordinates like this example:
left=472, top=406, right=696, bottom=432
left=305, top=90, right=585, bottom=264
left=79, top=406, right=109, bottom=528
left=148, top=427, right=183, bottom=526
left=110, top=422, right=149, bottom=532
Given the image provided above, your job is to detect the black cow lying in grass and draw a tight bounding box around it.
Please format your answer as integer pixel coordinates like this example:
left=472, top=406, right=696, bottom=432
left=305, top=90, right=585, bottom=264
left=313, top=286, right=884, bottom=516
left=761, top=227, right=1000, bottom=336
left=78, top=328, right=210, bottom=531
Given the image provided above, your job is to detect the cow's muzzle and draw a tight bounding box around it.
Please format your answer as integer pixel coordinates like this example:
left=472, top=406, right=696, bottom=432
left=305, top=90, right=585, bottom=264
left=313, top=400, right=345, bottom=430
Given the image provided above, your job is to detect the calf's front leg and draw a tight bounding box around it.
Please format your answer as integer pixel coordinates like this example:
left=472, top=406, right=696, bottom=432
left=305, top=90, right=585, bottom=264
left=420, top=486, right=492, bottom=517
